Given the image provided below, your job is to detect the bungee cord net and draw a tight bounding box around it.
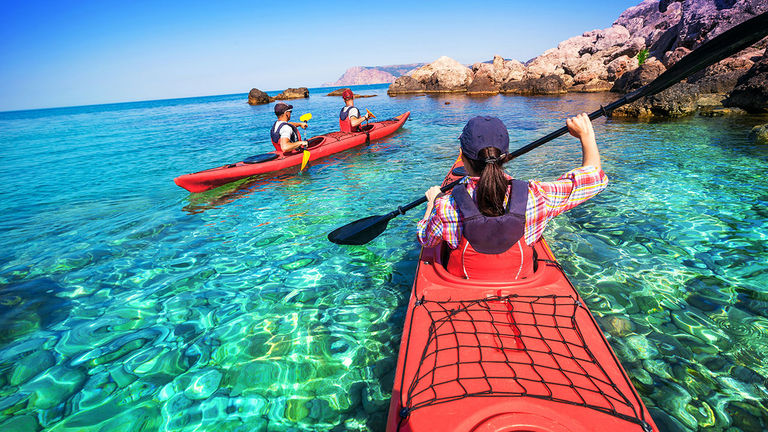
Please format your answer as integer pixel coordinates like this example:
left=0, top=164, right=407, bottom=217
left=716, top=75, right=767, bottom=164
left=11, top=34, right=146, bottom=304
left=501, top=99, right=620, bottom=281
left=396, top=293, right=653, bottom=432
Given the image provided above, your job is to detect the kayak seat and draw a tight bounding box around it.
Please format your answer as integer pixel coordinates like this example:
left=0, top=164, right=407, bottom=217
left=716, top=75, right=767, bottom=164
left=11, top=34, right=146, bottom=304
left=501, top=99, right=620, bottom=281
left=243, top=153, right=278, bottom=164
left=439, top=242, right=541, bottom=280
left=307, top=136, right=324, bottom=148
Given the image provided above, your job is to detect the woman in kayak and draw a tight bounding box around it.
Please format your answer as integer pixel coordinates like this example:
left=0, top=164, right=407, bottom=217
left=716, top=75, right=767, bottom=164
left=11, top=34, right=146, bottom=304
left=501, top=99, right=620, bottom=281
left=418, top=114, right=608, bottom=280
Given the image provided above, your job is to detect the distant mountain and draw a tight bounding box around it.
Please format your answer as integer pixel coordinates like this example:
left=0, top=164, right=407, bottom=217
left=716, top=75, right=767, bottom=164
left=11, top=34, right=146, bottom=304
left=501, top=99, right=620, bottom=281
left=323, top=63, right=426, bottom=86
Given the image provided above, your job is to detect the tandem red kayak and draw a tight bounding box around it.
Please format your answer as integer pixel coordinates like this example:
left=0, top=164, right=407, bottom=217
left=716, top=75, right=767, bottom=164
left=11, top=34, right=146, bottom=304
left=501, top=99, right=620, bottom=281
left=386, top=158, right=659, bottom=432
left=174, top=111, right=410, bottom=193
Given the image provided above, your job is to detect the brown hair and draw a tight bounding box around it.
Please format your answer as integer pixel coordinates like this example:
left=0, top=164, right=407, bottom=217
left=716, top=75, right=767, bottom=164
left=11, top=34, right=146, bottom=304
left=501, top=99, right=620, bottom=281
left=463, top=147, right=509, bottom=217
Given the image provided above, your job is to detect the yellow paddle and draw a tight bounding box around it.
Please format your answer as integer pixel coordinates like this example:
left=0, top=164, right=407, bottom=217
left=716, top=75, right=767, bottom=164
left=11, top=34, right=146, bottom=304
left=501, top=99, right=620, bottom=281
left=299, top=113, right=312, bottom=172
left=365, top=108, right=376, bottom=121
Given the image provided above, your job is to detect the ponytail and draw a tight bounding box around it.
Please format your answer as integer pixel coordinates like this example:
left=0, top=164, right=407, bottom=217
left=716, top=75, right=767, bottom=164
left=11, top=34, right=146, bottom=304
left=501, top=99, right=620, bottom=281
left=463, top=147, right=508, bottom=217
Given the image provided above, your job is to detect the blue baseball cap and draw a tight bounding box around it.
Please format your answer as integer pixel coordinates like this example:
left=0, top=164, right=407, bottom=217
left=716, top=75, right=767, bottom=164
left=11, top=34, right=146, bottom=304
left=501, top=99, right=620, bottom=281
left=459, top=116, right=509, bottom=160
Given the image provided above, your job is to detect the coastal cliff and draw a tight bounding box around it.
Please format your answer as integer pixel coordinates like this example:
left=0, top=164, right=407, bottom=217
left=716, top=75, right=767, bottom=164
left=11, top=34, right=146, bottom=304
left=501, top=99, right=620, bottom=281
left=387, top=0, right=768, bottom=116
left=323, top=64, right=425, bottom=86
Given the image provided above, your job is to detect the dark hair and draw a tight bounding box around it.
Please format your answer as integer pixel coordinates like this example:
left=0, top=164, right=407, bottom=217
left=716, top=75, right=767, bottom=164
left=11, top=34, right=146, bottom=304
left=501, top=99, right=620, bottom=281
left=463, top=147, right=509, bottom=217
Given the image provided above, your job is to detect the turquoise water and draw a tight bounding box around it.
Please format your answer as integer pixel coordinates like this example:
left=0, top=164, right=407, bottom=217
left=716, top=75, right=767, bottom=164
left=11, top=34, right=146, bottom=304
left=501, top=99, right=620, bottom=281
left=1, top=84, right=767, bottom=431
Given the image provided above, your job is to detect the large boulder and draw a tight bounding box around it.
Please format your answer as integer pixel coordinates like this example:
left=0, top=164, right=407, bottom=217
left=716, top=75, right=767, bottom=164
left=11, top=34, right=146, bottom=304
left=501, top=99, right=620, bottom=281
left=724, top=48, right=768, bottom=113
left=409, top=56, right=473, bottom=91
left=472, top=55, right=526, bottom=85
left=662, top=47, right=691, bottom=67
left=611, top=82, right=700, bottom=117
left=611, top=57, right=666, bottom=93
left=387, top=76, right=426, bottom=95
left=688, top=49, right=760, bottom=93
left=387, top=56, right=472, bottom=94
left=274, top=87, right=309, bottom=100
left=501, top=75, right=568, bottom=95
left=467, top=73, right=500, bottom=95
left=571, top=79, right=613, bottom=93
left=672, top=0, right=768, bottom=52
left=614, top=0, right=682, bottom=54
left=606, top=55, right=640, bottom=81
left=247, top=88, right=270, bottom=105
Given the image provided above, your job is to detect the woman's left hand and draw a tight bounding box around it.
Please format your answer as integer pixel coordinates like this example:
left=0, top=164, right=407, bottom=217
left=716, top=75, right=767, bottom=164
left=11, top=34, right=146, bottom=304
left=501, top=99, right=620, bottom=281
left=425, top=186, right=442, bottom=204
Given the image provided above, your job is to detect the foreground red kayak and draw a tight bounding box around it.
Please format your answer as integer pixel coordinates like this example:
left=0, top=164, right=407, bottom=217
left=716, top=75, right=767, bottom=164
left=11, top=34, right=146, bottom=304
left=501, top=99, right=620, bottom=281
left=386, top=159, right=658, bottom=432
left=175, top=111, right=410, bottom=192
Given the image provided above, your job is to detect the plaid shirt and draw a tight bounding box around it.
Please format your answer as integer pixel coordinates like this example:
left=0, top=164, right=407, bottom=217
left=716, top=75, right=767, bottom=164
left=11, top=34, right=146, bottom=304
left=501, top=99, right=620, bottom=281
left=417, top=166, right=608, bottom=248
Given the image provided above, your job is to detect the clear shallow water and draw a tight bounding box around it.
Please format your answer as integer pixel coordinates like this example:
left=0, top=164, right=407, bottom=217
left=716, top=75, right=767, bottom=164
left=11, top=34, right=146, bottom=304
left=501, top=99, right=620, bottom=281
left=1, top=85, right=767, bottom=431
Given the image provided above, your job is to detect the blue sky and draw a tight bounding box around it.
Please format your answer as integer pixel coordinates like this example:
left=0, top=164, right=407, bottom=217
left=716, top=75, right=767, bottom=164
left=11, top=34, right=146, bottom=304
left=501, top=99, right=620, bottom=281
left=0, top=0, right=641, bottom=111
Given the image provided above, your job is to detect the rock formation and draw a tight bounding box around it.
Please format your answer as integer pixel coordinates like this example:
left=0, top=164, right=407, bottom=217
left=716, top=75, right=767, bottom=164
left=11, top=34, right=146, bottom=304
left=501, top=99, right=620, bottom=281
left=388, top=56, right=473, bottom=95
left=274, top=87, right=309, bottom=100
left=323, top=63, right=426, bottom=86
left=247, top=88, right=270, bottom=105
left=608, top=0, right=768, bottom=117
left=326, top=88, right=377, bottom=98
left=385, top=0, right=768, bottom=115
left=327, top=67, right=396, bottom=86
left=724, top=48, right=768, bottom=113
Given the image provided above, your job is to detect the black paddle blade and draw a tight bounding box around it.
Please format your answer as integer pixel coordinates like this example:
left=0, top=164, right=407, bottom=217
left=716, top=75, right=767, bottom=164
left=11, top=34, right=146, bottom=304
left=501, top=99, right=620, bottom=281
left=328, top=215, right=391, bottom=245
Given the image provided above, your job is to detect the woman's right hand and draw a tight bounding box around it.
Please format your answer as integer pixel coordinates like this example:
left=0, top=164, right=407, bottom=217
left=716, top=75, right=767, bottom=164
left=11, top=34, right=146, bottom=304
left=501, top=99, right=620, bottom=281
left=566, top=113, right=594, bottom=140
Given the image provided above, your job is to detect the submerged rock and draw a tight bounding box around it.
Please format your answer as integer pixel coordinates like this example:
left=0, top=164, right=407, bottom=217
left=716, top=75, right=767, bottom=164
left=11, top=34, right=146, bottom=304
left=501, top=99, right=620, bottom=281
left=10, top=350, right=55, bottom=386
left=247, top=88, right=270, bottom=105
left=749, top=123, right=768, bottom=145
left=0, top=415, right=40, bottom=432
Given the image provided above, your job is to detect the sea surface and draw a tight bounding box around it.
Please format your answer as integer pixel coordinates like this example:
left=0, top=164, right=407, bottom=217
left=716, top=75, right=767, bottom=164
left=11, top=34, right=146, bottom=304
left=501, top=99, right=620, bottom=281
left=1, top=84, right=767, bottom=431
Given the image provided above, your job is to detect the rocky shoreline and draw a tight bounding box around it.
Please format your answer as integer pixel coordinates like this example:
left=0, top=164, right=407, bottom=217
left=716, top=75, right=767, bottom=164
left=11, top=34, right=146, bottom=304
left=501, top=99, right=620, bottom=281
left=387, top=0, right=768, bottom=118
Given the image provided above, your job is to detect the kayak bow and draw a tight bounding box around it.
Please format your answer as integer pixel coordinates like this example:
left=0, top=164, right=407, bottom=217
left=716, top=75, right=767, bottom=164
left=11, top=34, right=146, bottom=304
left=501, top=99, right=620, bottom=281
left=386, top=158, right=659, bottom=432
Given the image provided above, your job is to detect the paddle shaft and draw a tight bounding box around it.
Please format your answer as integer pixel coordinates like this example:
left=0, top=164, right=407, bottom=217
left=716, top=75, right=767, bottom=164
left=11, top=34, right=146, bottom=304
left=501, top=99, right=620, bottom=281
left=379, top=177, right=464, bottom=223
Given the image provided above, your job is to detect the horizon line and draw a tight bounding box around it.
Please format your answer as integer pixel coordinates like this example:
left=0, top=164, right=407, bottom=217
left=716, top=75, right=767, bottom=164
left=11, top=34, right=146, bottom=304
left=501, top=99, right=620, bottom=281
left=0, top=83, right=391, bottom=115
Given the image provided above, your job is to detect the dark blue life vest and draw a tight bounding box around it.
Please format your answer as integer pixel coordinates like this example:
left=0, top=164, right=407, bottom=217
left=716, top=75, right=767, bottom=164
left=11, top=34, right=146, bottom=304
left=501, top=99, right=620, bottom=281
left=339, top=106, right=359, bottom=133
left=446, top=179, right=534, bottom=280
left=451, top=179, right=529, bottom=254
left=270, top=121, right=300, bottom=152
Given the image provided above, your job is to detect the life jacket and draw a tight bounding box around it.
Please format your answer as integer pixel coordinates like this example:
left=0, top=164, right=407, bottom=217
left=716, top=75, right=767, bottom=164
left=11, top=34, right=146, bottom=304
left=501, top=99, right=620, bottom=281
left=270, top=121, right=301, bottom=152
left=446, top=179, right=534, bottom=281
left=339, top=106, right=360, bottom=133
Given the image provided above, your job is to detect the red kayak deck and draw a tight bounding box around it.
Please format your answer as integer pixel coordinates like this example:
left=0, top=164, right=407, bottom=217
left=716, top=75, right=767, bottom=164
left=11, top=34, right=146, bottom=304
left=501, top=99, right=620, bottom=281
left=174, top=111, right=410, bottom=193
left=386, top=160, right=658, bottom=432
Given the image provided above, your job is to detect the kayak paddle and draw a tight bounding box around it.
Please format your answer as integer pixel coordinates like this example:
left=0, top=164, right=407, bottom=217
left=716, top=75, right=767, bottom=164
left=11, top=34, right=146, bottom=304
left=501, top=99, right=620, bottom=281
left=299, top=113, right=313, bottom=172
left=328, top=11, right=768, bottom=246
